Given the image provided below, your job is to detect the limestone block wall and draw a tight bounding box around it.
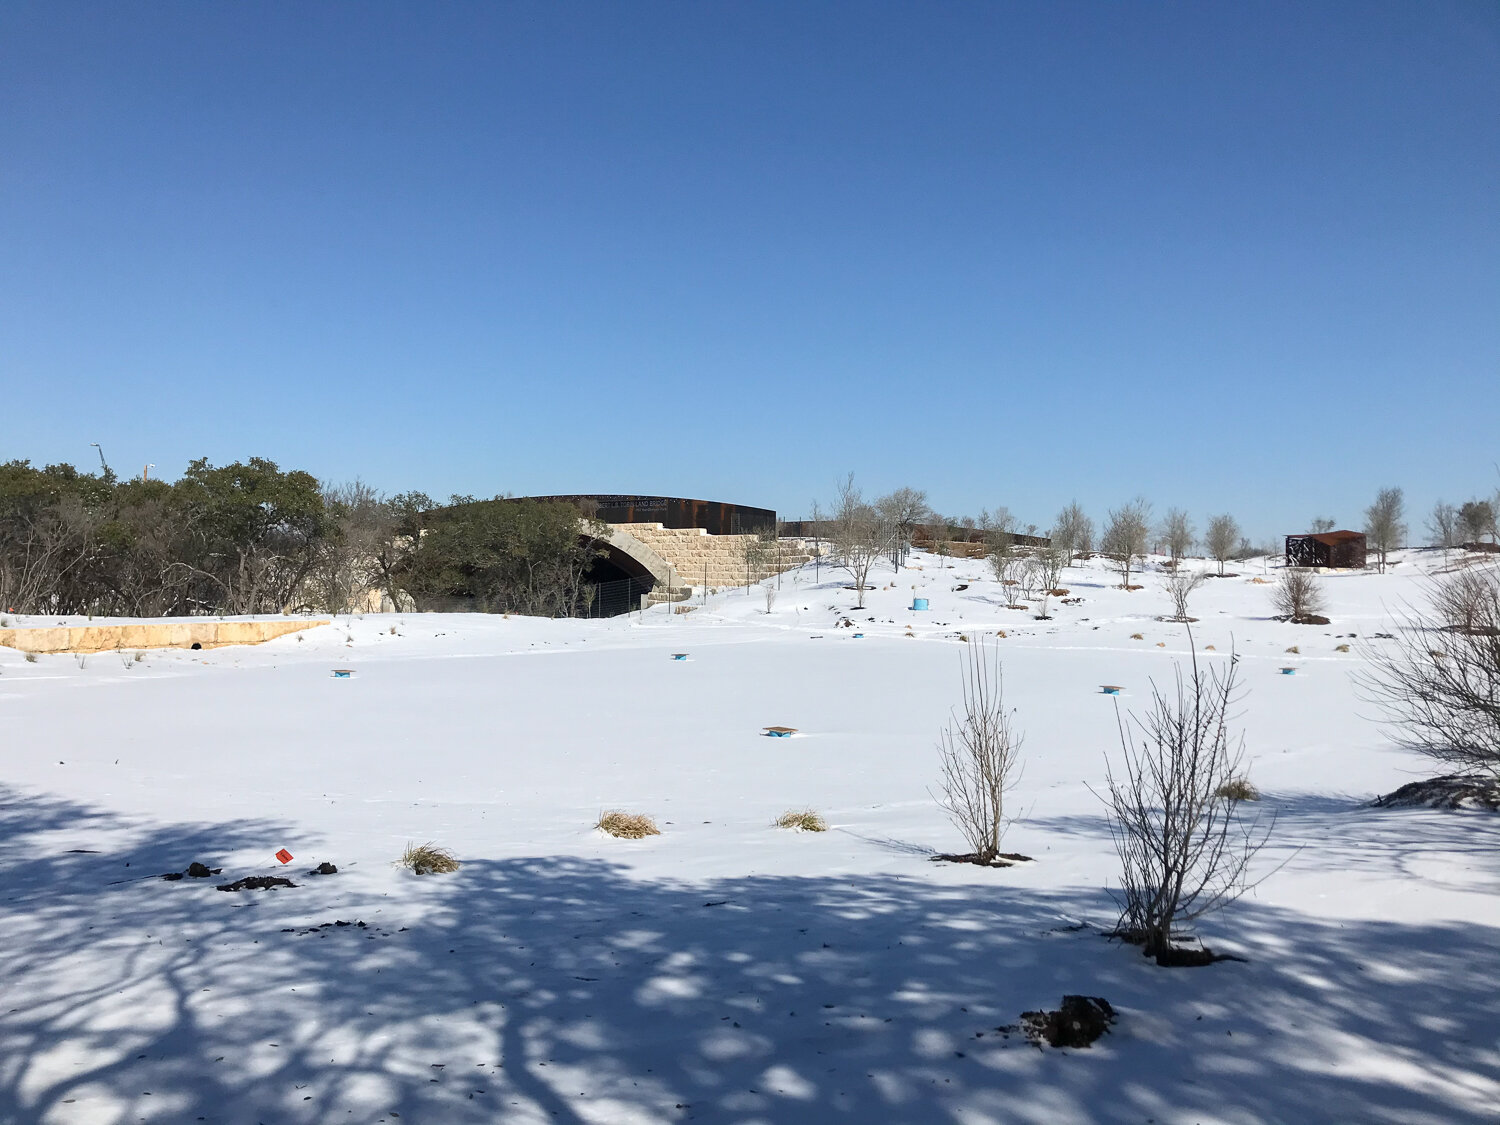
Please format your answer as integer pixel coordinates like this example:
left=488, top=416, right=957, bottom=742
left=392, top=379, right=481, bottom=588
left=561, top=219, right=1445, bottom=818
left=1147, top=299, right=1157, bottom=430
left=611, top=524, right=810, bottom=588
left=0, top=618, right=330, bottom=654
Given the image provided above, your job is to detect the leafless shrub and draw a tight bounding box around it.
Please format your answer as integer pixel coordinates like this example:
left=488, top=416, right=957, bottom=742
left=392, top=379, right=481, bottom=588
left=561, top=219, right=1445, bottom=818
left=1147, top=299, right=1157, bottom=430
left=24, top=651, right=37, bottom=663
left=1163, top=568, right=1207, bottom=621
left=989, top=544, right=1021, bottom=589
left=1360, top=567, right=1500, bottom=778
left=1431, top=567, right=1496, bottom=634
left=596, top=811, right=661, bottom=839
left=1272, top=569, right=1327, bottom=622
left=1098, top=641, right=1273, bottom=961
left=933, top=641, right=1023, bottom=865
left=773, top=809, right=828, bottom=832
left=399, top=841, right=460, bottom=875
left=764, top=582, right=777, bottom=614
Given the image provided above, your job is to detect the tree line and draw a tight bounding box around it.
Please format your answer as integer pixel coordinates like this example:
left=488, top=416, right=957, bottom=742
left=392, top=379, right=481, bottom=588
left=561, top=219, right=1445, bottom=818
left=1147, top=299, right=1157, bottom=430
left=0, top=459, right=606, bottom=617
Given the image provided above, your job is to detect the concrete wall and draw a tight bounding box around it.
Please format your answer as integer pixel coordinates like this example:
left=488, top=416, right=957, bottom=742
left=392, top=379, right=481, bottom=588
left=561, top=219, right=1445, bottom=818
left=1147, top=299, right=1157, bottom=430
left=0, top=618, right=329, bottom=654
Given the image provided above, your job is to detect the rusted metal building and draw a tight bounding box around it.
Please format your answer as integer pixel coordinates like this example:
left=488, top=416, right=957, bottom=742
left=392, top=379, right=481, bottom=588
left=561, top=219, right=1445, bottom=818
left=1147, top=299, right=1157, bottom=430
left=1285, top=530, right=1367, bottom=569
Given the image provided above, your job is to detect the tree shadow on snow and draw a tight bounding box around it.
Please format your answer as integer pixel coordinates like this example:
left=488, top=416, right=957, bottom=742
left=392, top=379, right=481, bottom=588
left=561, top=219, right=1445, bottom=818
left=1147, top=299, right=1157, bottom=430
left=1, top=786, right=1497, bottom=1125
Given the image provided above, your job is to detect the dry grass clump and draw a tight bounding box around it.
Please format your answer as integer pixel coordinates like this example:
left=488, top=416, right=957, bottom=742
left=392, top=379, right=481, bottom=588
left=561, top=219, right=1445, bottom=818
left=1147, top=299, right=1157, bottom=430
left=1215, top=777, right=1261, bottom=802
left=400, top=841, right=461, bottom=875
left=596, top=811, right=660, bottom=839
left=773, top=809, right=828, bottom=832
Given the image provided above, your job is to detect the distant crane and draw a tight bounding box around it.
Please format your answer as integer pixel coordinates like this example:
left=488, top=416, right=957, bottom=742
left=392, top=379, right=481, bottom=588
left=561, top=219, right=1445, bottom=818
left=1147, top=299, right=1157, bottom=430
left=89, top=443, right=110, bottom=476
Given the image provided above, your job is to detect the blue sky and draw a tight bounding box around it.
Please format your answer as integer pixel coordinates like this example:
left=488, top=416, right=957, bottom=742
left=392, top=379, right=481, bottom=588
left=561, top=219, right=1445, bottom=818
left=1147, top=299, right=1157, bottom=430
left=3, top=2, right=1496, bottom=541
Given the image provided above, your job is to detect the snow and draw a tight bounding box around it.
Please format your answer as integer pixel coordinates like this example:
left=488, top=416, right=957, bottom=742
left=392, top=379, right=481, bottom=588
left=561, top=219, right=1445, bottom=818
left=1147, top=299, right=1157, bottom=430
left=2, top=550, right=1498, bottom=1123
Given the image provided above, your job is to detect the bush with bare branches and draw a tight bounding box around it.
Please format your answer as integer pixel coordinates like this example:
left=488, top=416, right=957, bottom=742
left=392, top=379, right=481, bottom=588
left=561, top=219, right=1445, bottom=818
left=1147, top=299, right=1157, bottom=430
left=934, top=641, right=1023, bottom=865
left=1163, top=567, right=1207, bottom=622
left=1361, top=567, right=1500, bottom=778
left=1098, top=642, right=1273, bottom=962
left=1271, top=569, right=1328, bottom=623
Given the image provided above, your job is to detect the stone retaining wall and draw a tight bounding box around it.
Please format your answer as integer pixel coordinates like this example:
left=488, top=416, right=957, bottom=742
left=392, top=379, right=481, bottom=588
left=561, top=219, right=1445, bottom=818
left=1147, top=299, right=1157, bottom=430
left=610, top=524, right=809, bottom=588
left=0, top=618, right=330, bottom=654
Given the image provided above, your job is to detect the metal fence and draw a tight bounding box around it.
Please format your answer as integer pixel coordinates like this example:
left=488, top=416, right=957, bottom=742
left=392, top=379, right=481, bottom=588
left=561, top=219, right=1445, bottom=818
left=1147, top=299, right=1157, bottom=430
left=584, top=575, right=654, bottom=617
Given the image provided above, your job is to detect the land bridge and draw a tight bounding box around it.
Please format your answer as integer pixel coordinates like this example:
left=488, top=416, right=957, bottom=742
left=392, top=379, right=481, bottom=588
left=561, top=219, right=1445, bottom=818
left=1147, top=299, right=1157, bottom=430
left=515, top=495, right=809, bottom=614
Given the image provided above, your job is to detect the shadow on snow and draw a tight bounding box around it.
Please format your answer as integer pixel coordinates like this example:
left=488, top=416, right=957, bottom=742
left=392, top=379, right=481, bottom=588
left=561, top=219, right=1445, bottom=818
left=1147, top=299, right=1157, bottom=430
left=1, top=787, right=1497, bottom=1124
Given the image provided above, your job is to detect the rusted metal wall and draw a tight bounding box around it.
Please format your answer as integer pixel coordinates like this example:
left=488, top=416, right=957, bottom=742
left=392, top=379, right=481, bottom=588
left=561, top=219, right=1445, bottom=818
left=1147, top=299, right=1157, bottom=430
left=526, top=495, right=776, bottom=535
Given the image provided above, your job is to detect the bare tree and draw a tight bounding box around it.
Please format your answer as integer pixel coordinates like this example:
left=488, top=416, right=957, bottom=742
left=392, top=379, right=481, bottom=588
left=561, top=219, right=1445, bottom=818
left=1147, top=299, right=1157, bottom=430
left=1360, top=566, right=1500, bottom=778
left=1163, top=567, right=1207, bottom=622
left=1204, top=514, right=1241, bottom=576
left=1364, top=486, right=1406, bottom=573
left=1101, top=498, right=1152, bottom=589
left=875, top=487, right=933, bottom=571
left=828, top=474, right=892, bottom=610
left=1053, top=501, right=1093, bottom=565
left=739, top=528, right=772, bottom=589
left=1099, top=642, right=1272, bottom=962
left=934, top=641, right=1023, bottom=865
left=1032, top=541, right=1068, bottom=618
left=1271, top=568, right=1328, bottom=623
left=303, top=480, right=396, bottom=613
left=1427, top=501, right=1459, bottom=552
left=1309, top=517, right=1337, bottom=534
left=1160, top=508, right=1195, bottom=560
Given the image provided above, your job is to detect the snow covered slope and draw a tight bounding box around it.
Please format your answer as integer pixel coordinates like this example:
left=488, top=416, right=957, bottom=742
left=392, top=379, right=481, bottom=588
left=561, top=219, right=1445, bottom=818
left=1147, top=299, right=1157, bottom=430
left=1, top=550, right=1496, bottom=1124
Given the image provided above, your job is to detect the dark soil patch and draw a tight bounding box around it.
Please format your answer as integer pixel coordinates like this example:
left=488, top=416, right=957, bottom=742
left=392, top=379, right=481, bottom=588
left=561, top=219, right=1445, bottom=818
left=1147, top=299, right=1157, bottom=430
left=162, top=862, right=221, bottom=881
left=307, top=861, right=339, bottom=875
left=1151, top=945, right=1247, bottom=967
left=1373, top=775, right=1500, bottom=810
left=931, top=851, right=1034, bottom=868
left=1203, top=572, right=1240, bottom=579
left=217, top=875, right=297, bottom=891
left=281, top=919, right=399, bottom=938
left=1020, top=995, right=1115, bottom=1048
left=1107, top=929, right=1248, bottom=966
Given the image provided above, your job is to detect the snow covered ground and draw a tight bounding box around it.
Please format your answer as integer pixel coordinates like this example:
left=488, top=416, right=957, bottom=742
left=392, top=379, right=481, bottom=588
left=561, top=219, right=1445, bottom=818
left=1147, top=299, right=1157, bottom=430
left=2, top=549, right=1497, bottom=1124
